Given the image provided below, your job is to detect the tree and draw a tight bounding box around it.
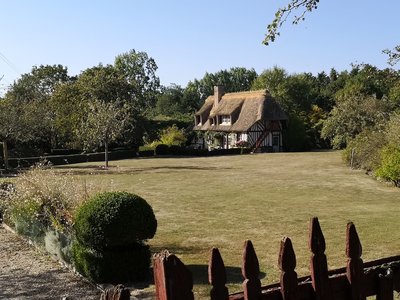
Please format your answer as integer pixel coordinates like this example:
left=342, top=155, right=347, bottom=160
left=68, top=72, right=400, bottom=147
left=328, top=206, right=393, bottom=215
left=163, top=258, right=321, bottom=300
left=48, top=81, right=85, bottom=149
left=321, top=94, right=390, bottom=149
left=77, top=100, right=131, bottom=168
left=155, top=84, right=185, bottom=116
left=114, top=49, right=160, bottom=113
left=0, top=98, right=51, bottom=169
left=0, top=99, right=23, bottom=169
left=75, top=64, right=132, bottom=104
left=6, top=64, right=71, bottom=103
left=251, top=66, right=288, bottom=94
left=264, top=0, right=400, bottom=65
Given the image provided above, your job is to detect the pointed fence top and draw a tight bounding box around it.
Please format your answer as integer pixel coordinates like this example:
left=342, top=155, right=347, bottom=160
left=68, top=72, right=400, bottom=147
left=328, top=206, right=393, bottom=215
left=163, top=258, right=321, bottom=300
left=346, top=222, right=362, bottom=259
left=309, top=217, right=326, bottom=254
left=242, top=240, right=260, bottom=279
left=209, top=247, right=227, bottom=286
left=279, top=237, right=296, bottom=272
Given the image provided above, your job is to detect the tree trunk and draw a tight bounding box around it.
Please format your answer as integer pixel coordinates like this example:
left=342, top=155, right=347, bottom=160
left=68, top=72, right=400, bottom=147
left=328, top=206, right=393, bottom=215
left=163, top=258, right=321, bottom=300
left=2, top=141, right=9, bottom=170
left=105, top=142, right=109, bottom=168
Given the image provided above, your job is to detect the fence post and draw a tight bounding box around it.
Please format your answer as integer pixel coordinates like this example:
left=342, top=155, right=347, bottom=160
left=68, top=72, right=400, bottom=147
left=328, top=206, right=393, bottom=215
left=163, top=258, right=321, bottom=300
left=153, top=250, right=194, bottom=300
left=346, top=222, right=365, bottom=300
left=309, top=217, right=330, bottom=300
left=279, top=237, right=298, bottom=300
left=209, top=247, right=229, bottom=300
left=242, top=240, right=262, bottom=300
left=377, top=269, right=394, bottom=300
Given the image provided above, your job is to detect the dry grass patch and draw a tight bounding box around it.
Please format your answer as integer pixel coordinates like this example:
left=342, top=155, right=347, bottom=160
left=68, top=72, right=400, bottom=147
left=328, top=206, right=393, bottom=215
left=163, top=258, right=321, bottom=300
left=48, top=151, right=400, bottom=297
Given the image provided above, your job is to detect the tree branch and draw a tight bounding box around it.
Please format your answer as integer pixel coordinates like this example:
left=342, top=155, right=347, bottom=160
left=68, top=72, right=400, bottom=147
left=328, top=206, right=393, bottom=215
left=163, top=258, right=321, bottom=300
left=263, top=0, right=319, bottom=45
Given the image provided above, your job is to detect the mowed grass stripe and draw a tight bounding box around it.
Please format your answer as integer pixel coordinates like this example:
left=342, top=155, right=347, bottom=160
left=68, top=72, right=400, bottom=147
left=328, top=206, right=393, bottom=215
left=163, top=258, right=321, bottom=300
left=56, top=151, right=400, bottom=296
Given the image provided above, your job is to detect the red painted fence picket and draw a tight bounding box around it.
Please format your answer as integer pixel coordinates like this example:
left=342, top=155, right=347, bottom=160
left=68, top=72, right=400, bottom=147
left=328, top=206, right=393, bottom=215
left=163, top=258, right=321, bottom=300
left=152, top=218, right=400, bottom=300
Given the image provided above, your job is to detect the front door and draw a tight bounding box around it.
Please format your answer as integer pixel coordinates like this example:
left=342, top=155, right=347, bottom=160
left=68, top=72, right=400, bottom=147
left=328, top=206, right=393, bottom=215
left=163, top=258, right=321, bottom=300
left=272, top=132, right=280, bottom=152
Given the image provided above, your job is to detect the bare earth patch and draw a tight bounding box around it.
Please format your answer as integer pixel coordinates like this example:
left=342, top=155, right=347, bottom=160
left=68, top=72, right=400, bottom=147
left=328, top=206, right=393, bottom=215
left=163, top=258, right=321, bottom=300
left=0, top=225, right=101, bottom=300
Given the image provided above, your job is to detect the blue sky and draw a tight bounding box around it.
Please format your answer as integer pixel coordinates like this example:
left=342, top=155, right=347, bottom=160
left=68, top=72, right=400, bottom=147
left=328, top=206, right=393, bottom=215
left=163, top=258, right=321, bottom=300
left=1, top=1, right=400, bottom=95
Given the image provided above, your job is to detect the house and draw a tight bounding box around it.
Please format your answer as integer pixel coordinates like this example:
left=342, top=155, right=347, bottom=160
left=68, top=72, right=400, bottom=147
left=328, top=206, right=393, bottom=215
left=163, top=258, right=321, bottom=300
left=193, top=86, right=288, bottom=152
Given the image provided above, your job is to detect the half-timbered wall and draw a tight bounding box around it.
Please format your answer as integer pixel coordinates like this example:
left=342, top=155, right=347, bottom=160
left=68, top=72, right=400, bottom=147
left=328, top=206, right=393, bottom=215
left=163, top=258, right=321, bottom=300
left=197, top=120, right=284, bottom=151
left=246, top=121, right=269, bottom=148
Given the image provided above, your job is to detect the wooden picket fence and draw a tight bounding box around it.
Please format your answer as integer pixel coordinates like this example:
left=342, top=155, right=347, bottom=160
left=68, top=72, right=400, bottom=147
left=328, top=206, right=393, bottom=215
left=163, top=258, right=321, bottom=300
left=153, top=217, right=400, bottom=300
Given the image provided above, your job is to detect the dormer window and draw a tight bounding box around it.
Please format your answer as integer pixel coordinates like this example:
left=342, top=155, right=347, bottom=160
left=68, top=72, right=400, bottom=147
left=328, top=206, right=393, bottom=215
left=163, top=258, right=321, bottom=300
left=210, top=118, right=215, bottom=126
left=195, top=115, right=202, bottom=126
left=220, top=115, right=231, bottom=125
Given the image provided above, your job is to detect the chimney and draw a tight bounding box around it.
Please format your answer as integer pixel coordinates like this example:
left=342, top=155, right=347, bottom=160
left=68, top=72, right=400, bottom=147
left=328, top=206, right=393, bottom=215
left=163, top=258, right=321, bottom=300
left=214, top=85, right=224, bottom=107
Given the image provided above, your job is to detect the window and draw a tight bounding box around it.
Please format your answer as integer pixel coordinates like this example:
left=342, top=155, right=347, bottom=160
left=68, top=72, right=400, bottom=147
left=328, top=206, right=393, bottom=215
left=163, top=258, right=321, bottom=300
left=220, top=115, right=231, bottom=125
left=195, top=115, right=201, bottom=126
left=209, top=118, right=215, bottom=126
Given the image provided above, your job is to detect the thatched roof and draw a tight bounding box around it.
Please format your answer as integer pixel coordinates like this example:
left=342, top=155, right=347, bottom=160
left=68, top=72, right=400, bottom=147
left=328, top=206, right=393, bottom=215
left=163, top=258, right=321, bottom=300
left=194, top=89, right=288, bottom=132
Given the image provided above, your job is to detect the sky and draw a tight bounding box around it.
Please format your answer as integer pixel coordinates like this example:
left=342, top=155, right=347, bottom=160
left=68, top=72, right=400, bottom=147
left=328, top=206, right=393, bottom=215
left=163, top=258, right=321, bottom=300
left=1, top=1, right=400, bottom=95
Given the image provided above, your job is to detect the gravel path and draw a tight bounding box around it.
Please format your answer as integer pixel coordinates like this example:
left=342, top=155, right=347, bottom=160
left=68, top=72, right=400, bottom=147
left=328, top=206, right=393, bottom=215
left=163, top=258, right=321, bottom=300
left=0, top=225, right=101, bottom=300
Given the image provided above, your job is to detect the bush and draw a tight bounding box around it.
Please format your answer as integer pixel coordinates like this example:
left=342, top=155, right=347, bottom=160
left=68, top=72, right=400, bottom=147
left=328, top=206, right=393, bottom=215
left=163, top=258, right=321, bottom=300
left=375, top=145, right=400, bottom=187
left=11, top=199, right=45, bottom=241
left=74, top=192, right=157, bottom=249
left=169, top=145, right=184, bottom=155
left=4, top=167, right=97, bottom=235
left=343, top=128, right=384, bottom=171
left=154, top=144, right=169, bottom=156
left=72, top=191, right=156, bottom=282
left=138, top=150, right=154, bottom=157
left=0, top=181, right=14, bottom=221
left=72, top=241, right=151, bottom=283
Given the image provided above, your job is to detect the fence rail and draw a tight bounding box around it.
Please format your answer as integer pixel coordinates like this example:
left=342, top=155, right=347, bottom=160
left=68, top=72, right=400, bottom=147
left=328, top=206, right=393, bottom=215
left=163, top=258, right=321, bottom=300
left=153, top=217, right=400, bottom=300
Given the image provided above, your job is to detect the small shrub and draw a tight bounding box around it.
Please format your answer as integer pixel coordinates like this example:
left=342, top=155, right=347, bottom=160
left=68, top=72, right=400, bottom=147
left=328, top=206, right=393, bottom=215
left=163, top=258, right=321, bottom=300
left=74, top=191, right=157, bottom=249
left=159, top=125, right=187, bottom=146
left=154, top=144, right=169, bottom=156
left=0, top=181, right=14, bottom=221
left=72, top=241, right=151, bottom=283
left=375, top=145, right=400, bottom=187
left=343, top=128, right=385, bottom=171
left=169, top=145, right=184, bottom=155
left=4, top=167, right=99, bottom=235
left=138, top=150, right=154, bottom=157
left=72, top=191, right=157, bottom=283
left=11, top=199, right=45, bottom=241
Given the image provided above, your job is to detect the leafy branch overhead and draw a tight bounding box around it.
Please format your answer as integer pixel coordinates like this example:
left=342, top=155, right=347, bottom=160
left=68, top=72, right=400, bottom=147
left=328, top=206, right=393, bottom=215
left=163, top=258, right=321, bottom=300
left=383, top=45, right=400, bottom=66
left=264, top=0, right=400, bottom=66
left=263, top=0, right=319, bottom=46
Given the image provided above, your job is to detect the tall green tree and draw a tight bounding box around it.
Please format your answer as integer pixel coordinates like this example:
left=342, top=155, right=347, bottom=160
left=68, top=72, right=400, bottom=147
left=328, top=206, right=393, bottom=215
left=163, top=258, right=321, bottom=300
left=6, top=64, right=71, bottom=102
left=251, top=66, right=287, bottom=94
left=114, top=49, right=160, bottom=113
left=155, top=84, right=185, bottom=116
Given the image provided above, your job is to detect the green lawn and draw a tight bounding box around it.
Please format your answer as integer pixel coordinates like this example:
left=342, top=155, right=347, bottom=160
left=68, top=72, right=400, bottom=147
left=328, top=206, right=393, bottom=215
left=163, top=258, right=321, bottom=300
left=55, top=151, right=400, bottom=297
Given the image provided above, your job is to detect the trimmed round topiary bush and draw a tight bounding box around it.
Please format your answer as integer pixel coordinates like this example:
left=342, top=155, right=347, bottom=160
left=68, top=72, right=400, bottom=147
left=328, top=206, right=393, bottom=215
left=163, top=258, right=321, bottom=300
left=72, top=191, right=157, bottom=283
left=74, top=191, right=157, bottom=250
left=72, top=241, right=151, bottom=283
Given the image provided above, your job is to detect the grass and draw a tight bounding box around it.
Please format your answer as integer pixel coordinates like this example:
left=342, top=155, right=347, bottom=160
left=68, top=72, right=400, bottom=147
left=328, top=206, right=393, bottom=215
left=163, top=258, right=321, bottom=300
left=46, top=151, right=400, bottom=297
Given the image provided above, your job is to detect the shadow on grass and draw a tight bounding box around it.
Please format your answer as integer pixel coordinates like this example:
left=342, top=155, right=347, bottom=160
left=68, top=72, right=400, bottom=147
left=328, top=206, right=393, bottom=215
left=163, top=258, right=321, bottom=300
left=151, top=245, right=265, bottom=284
left=56, top=165, right=231, bottom=175
left=187, top=264, right=266, bottom=284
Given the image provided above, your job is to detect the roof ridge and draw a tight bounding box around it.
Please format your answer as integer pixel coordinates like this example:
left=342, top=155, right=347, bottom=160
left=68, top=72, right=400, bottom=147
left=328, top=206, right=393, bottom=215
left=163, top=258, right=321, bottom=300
left=223, top=89, right=267, bottom=96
